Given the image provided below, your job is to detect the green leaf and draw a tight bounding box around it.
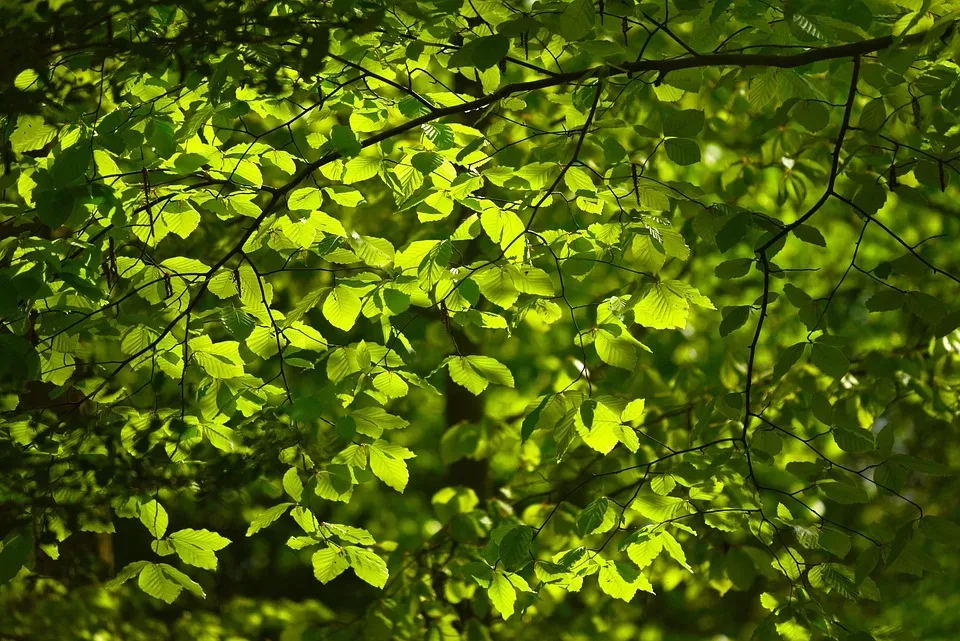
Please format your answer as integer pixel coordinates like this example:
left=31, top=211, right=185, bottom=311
left=725, top=548, right=756, bottom=590
left=246, top=503, right=294, bottom=536
left=595, top=327, right=643, bottom=369
left=576, top=400, right=625, bottom=454
left=715, top=212, right=751, bottom=253
left=331, top=125, right=361, bottom=157
left=577, top=498, right=609, bottom=536
left=818, top=529, right=851, bottom=559
left=283, top=468, right=304, bottom=502
left=715, top=258, right=753, bottom=279
left=10, top=115, right=57, bottom=152
left=312, top=546, right=349, bottom=583
left=499, top=526, right=533, bottom=571
left=488, top=571, right=517, bottom=619
left=664, top=138, right=701, bottom=165
left=343, top=155, right=382, bottom=183
left=446, top=355, right=514, bottom=395
left=170, top=529, right=231, bottom=570
left=793, top=100, right=830, bottom=132
left=773, top=342, right=806, bottom=380
left=138, top=563, right=202, bottom=604
left=105, top=561, right=148, bottom=590
left=626, top=535, right=663, bottom=569
left=833, top=426, right=875, bottom=453
left=859, top=98, right=886, bottom=130
left=345, top=546, right=389, bottom=588
left=551, top=0, right=595, bottom=41
left=369, top=441, right=411, bottom=492
left=0, top=530, right=33, bottom=585
left=810, top=343, right=849, bottom=379
left=809, top=563, right=858, bottom=600
left=663, top=109, right=705, bottom=137
left=288, top=187, right=323, bottom=211
left=564, top=166, right=594, bottom=194
left=819, top=479, right=868, bottom=504
left=866, top=289, right=905, bottom=312
left=792, top=224, right=827, bottom=247
left=139, top=500, right=169, bottom=539
left=472, top=35, right=510, bottom=71
left=373, top=371, right=409, bottom=398
left=14, top=69, right=39, bottom=90
left=621, top=399, right=646, bottom=422
left=775, top=620, right=811, bottom=641
left=598, top=560, right=654, bottom=602
left=921, top=515, right=960, bottom=544
left=634, top=281, right=713, bottom=330
left=719, top=306, right=750, bottom=337
left=521, top=394, right=553, bottom=442
left=323, top=286, right=362, bottom=331
left=480, top=207, right=525, bottom=262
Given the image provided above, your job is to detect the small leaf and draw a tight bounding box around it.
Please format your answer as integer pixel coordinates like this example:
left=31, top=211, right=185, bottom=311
left=288, top=187, right=323, bottom=211
left=859, top=98, right=886, bottom=131
left=551, top=0, right=595, bottom=41
left=139, top=500, right=169, bottom=539
left=715, top=258, right=753, bottom=279
left=598, top=560, right=654, bottom=601
left=866, top=290, right=905, bottom=312
left=138, top=563, right=182, bottom=604
left=819, top=479, right=868, bottom=504
left=345, top=546, right=389, bottom=588
left=472, top=35, right=511, bottom=70
left=446, top=355, right=514, bottom=395
left=577, top=498, right=609, bottom=536
left=331, top=125, right=361, bottom=157
left=323, top=286, right=362, bottom=331
left=664, top=138, right=701, bottom=165
left=621, top=399, right=646, bottom=422
left=773, top=342, right=806, bottom=380
left=488, top=572, right=517, bottom=619
left=521, top=395, right=553, bottom=442
left=921, top=515, right=960, bottom=544
left=792, top=224, right=826, bottom=247
left=373, top=371, right=409, bottom=398
left=719, top=306, right=750, bottom=337
left=0, top=530, right=33, bottom=586
left=170, top=529, right=231, bottom=570
left=246, top=503, right=294, bottom=536
left=663, top=109, right=705, bottom=137
left=313, top=546, right=349, bottom=583
left=283, top=468, right=304, bottom=502
left=832, top=426, right=875, bottom=453
left=369, top=442, right=411, bottom=492
left=793, top=101, right=830, bottom=132
left=811, top=343, right=849, bottom=379
left=10, top=115, right=57, bottom=152
left=818, top=528, right=851, bottom=559
left=105, top=561, right=148, bottom=590
left=499, top=526, right=533, bottom=571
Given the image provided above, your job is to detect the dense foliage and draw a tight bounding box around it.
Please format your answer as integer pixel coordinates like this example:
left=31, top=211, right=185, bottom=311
left=2, top=1, right=960, bottom=639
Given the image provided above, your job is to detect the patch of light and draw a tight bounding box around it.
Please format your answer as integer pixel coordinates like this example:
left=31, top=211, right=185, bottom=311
left=841, top=372, right=859, bottom=389
left=781, top=156, right=796, bottom=170
left=423, top=520, right=443, bottom=537
left=704, top=143, right=723, bottom=167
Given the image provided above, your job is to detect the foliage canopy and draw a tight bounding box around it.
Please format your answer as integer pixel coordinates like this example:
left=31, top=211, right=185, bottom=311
left=2, top=1, right=960, bottom=640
